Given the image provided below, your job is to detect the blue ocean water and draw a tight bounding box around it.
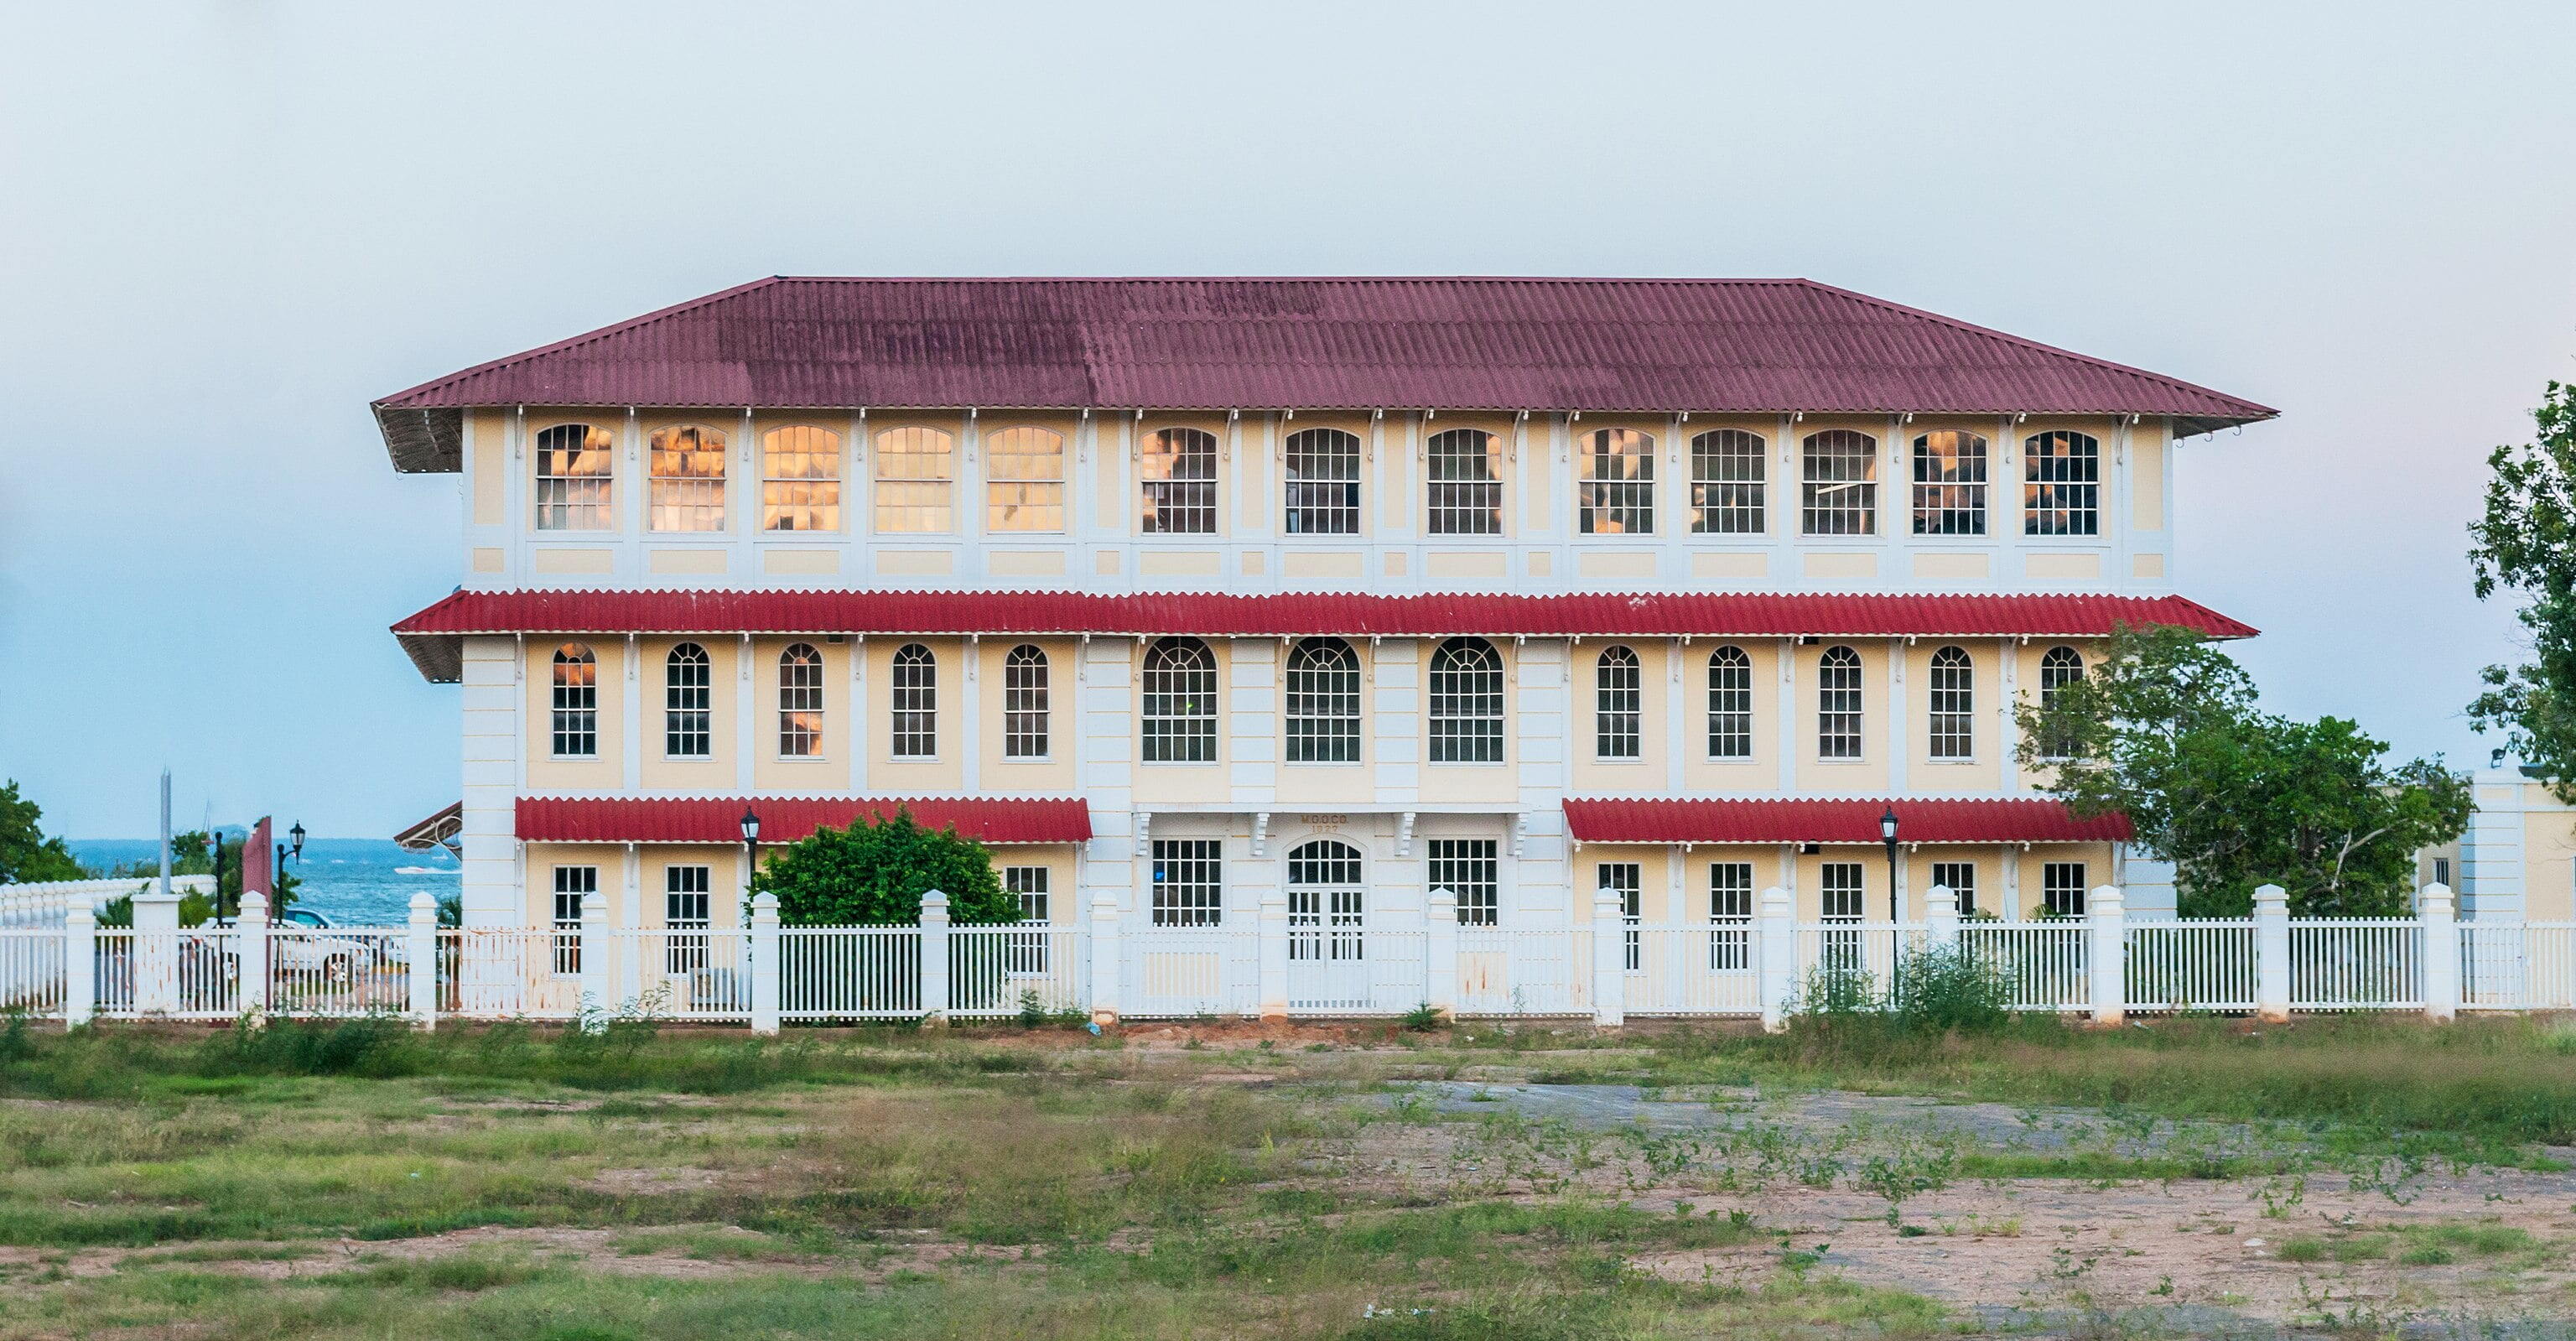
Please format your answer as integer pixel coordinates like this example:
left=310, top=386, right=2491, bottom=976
left=66, top=838, right=462, bottom=926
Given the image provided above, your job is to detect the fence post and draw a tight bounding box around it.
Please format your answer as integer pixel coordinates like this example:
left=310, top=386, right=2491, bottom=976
left=237, top=888, right=270, bottom=1019
left=2418, top=881, right=2459, bottom=1022
left=1426, top=888, right=1459, bottom=1019
left=1926, top=884, right=1960, bottom=953
left=1756, top=886, right=1794, bottom=1032
left=1591, top=884, right=1625, bottom=1028
left=407, top=891, right=438, bottom=1030
left=578, top=894, right=610, bottom=1030
left=63, top=903, right=94, bottom=1027
left=1257, top=889, right=1289, bottom=1020
left=2253, top=883, right=2291, bottom=1022
left=2086, top=884, right=2125, bottom=1026
left=919, top=889, right=951, bottom=1027
left=132, top=886, right=179, bottom=1015
left=749, top=891, right=781, bottom=1035
left=1088, top=891, right=1120, bottom=1027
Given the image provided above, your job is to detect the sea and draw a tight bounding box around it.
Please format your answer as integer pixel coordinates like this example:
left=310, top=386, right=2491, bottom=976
left=65, top=838, right=463, bottom=926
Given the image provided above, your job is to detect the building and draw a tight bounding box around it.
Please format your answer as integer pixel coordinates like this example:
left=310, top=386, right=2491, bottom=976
left=376, top=277, right=2272, bottom=985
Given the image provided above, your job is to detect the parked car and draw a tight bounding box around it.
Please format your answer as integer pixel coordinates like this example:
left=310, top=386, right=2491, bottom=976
left=210, top=911, right=381, bottom=985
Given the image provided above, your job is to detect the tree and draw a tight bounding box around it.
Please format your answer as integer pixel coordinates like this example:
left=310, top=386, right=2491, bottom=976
left=2018, top=626, right=2471, bottom=917
left=750, top=809, right=1015, bottom=926
left=0, top=780, right=85, bottom=884
left=2469, top=381, right=2576, bottom=800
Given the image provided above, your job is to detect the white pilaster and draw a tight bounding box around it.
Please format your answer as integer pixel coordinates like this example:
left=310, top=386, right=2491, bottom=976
left=461, top=637, right=521, bottom=928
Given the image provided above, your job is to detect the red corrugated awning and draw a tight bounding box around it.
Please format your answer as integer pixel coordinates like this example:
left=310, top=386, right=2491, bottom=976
left=392, top=589, right=2254, bottom=682
left=1562, top=798, right=2132, bottom=845
left=516, top=796, right=1093, bottom=846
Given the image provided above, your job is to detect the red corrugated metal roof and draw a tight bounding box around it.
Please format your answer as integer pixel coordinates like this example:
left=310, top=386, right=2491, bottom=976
left=1562, top=798, right=2132, bottom=845
left=392, top=589, right=2254, bottom=682
left=516, top=796, right=1092, bottom=845
left=373, top=277, right=2274, bottom=471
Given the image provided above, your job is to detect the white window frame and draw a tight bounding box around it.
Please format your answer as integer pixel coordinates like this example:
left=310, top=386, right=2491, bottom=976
left=1600, top=861, right=1643, bottom=972
left=1577, top=428, right=1655, bottom=535
left=2042, top=861, right=2089, bottom=917
left=1140, top=637, right=1218, bottom=764
left=1427, top=838, right=1499, bottom=926
left=1150, top=839, right=1223, bottom=927
left=1910, top=429, right=1987, bottom=536
left=1690, top=429, right=1765, bottom=534
left=1706, top=645, right=1753, bottom=760
left=664, top=865, right=710, bottom=975
left=2036, top=646, right=2085, bottom=761
left=551, top=865, right=595, bottom=976
left=1003, top=644, right=1051, bottom=760
left=664, top=642, right=712, bottom=758
left=1284, top=637, right=1361, bottom=764
left=1816, top=645, right=1863, bottom=761
left=551, top=643, right=598, bottom=759
left=778, top=642, right=825, bottom=758
left=1427, top=637, right=1505, bottom=764
left=533, top=423, right=615, bottom=531
left=1005, top=865, right=1052, bottom=974
left=985, top=426, right=1066, bottom=533
left=1283, top=428, right=1363, bottom=535
left=1929, top=860, right=1976, bottom=917
left=647, top=424, right=729, bottom=533
left=1140, top=427, right=1219, bottom=534
left=1593, top=645, right=1643, bottom=761
left=761, top=424, right=841, bottom=533
left=1426, top=429, right=1503, bottom=535
left=1800, top=429, right=1878, bottom=536
left=2023, top=431, right=2101, bottom=537
left=872, top=426, right=954, bottom=534
left=1927, top=645, right=1974, bottom=761
left=890, top=643, right=937, bottom=759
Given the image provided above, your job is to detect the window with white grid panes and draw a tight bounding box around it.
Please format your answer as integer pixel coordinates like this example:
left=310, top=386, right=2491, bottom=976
left=1600, top=862, right=1643, bottom=971
left=1150, top=839, right=1223, bottom=926
left=1283, top=428, right=1362, bottom=534
left=1005, top=865, right=1050, bottom=974
left=1140, top=427, right=1218, bottom=534
left=1929, top=860, right=1976, bottom=917
left=1801, top=429, right=1878, bottom=535
left=1286, top=839, right=1365, bottom=962
left=1690, top=429, right=1765, bottom=533
left=1140, top=637, right=1217, bottom=763
left=872, top=427, right=953, bottom=533
left=664, top=865, right=709, bottom=975
left=1927, top=645, right=1974, bottom=760
left=1428, top=637, right=1504, bottom=763
left=2042, top=862, right=2088, bottom=917
left=2023, top=431, right=2100, bottom=536
left=1816, top=646, right=1863, bottom=760
left=551, top=644, right=598, bottom=758
left=985, top=427, right=1065, bottom=533
left=1427, top=838, right=1499, bottom=926
left=647, top=424, right=727, bottom=532
left=1003, top=645, right=1049, bottom=759
left=1819, top=862, right=1866, bottom=920
left=664, top=643, right=711, bottom=758
left=552, top=865, right=595, bottom=976
left=1709, top=861, right=1753, bottom=969
left=1911, top=430, right=1987, bottom=535
left=534, top=424, right=615, bottom=530
left=2037, top=646, right=2085, bottom=760
left=1706, top=646, right=1753, bottom=759
left=1594, top=645, right=1643, bottom=760
left=1285, top=637, right=1361, bottom=763
left=1426, top=429, right=1503, bottom=534
left=778, top=643, right=824, bottom=757
left=890, top=643, right=937, bottom=758
left=1577, top=428, right=1655, bottom=534
left=761, top=425, right=840, bottom=532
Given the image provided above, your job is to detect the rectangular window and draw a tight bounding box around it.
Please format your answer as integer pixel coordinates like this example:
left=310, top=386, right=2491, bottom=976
left=1910, top=430, right=1987, bottom=535
left=1929, top=861, right=1976, bottom=917
left=873, top=427, right=954, bottom=533
left=1005, top=865, right=1051, bottom=975
left=762, top=425, right=841, bottom=532
left=664, top=865, right=709, bottom=975
left=1690, top=429, right=1765, bottom=534
left=1150, top=839, right=1223, bottom=927
left=648, top=425, right=729, bottom=533
left=1819, top=862, right=1866, bottom=921
left=2433, top=856, right=2452, bottom=886
left=1284, top=429, right=1363, bottom=534
left=1709, top=861, right=1753, bottom=970
left=2042, top=862, right=2088, bottom=917
left=1426, top=429, right=1503, bottom=535
left=551, top=865, right=595, bottom=976
left=2023, top=432, right=2101, bottom=537
left=986, top=427, right=1066, bottom=533
left=1140, top=429, right=1218, bottom=534
left=533, top=424, right=614, bottom=531
left=1600, top=862, right=1642, bottom=972
left=1801, top=430, right=1878, bottom=536
left=1577, top=429, right=1655, bottom=535
left=1428, top=839, right=1500, bottom=926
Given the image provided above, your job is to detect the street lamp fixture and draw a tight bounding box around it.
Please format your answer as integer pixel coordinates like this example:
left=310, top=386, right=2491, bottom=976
left=1879, top=807, right=1901, bottom=923
left=740, top=808, right=762, bottom=883
left=288, top=822, right=306, bottom=860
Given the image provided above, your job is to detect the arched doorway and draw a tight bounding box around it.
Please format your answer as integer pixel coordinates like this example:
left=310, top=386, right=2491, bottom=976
left=1285, top=838, right=1366, bottom=1009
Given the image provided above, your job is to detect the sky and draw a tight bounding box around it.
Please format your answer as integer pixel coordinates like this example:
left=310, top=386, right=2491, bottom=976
left=3, top=2, right=2573, bottom=839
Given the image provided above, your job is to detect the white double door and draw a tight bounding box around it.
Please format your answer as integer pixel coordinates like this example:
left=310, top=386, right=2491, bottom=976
left=1285, top=838, right=1367, bottom=1008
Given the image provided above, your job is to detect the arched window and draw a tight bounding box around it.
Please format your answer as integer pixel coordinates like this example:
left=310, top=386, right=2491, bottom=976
left=1285, top=838, right=1365, bottom=963
left=1428, top=637, right=1505, bottom=763
left=761, top=426, right=840, bottom=532
left=1140, top=428, right=1218, bottom=534
left=1690, top=429, right=1765, bottom=534
left=1816, top=646, right=1863, bottom=759
left=1140, top=637, right=1218, bottom=762
left=1928, top=645, right=1974, bottom=760
left=891, top=644, right=937, bottom=758
left=550, top=644, right=598, bottom=758
left=1911, top=431, right=1987, bottom=535
left=1285, top=637, right=1362, bottom=763
left=1004, top=644, right=1050, bottom=758
left=664, top=643, right=711, bottom=758
left=986, top=427, right=1066, bottom=533
left=1578, top=428, right=1655, bottom=534
left=1706, top=646, right=1753, bottom=760
left=1284, top=428, right=1362, bottom=534
left=2024, top=431, right=2100, bottom=535
left=1802, top=430, right=1877, bottom=535
left=1594, top=646, right=1643, bottom=760
left=533, top=424, right=615, bottom=530
left=778, top=643, right=824, bottom=757
left=2037, top=646, right=2085, bottom=760
left=1426, top=429, right=1502, bottom=534
left=648, top=424, right=728, bottom=532
left=874, top=427, right=954, bottom=533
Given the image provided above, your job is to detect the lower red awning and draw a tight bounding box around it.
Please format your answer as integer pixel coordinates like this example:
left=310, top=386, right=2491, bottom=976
left=1562, top=798, right=2130, bottom=845
left=516, top=796, right=1092, bottom=846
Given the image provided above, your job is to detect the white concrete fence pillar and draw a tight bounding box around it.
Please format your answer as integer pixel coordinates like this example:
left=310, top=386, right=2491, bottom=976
left=237, top=888, right=269, bottom=1018
left=1088, top=891, right=1120, bottom=1027
left=63, top=903, right=95, bottom=1027
left=2253, top=882, right=2292, bottom=1022
left=1926, top=883, right=1960, bottom=954
left=407, top=891, right=439, bottom=1030
left=132, top=886, right=179, bottom=1016
left=2086, top=883, right=2125, bottom=1025
left=2418, top=881, right=2459, bottom=1023
left=1590, top=884, right=1626, bottom=1028
left=1425, top=887, right=1459, bottom=1019
left=748, top=891, right=781, bottom=1035
left=578, top=893, right=610, bottom=1029
left=1257, top=889, right=1289, bottom=1021
left=918, top=889, right=951, bottom=1027
left=1756, top=886, right=1795, bottom=1032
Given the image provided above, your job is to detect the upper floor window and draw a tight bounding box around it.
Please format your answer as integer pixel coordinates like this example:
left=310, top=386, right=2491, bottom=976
left=1928, top=645, right=1974, bottom=760
left=2037, top=645, right=2085, bottom=761
left=891, top=643, right=937, bottom=758
left=1140, top=637, right=1218, bottom=762
left=778, top=643, right=824, bottom=757
left=1285, top=637, right=1361, bottom=764
left=1817, top=645, right=1863, bottom=760
left=1577, top=429, right=1654, bottom=534
left=1428, top=637, right=1504, bottom=763
left=533, top=424, right=615, bottom=531
left=1140, top=428, right=1218, bottom=534
left=1003, top=644, right=1050, bottom=759
left=761, top=426, right=840, bottom=532
left=1911, top=430, right=1987, bottom=535
left=1594, top=646, right=1643, bottom=760
left=1706, top=646, right=1753, bottom=760
left=874, top=427, right=953, bottom=533
left=648, top=425, right=728, bottom=532
left=2024, top=431, right=2100, bottom=535
left=1690, top=429, right=1765, bottom=534
left=1284, top=429, right=1362, bottom=535
left=1426, top=429, right=1502, bottom=535
left=550, top=643, right=598, bottom=758
left=987, top=427, right=1066, bottom=533
left=1802, top=430, right=1877, bottom=535
left=664, top=642, right=711, bottom=758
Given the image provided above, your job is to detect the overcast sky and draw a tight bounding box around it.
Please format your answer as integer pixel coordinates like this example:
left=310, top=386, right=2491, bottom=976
left=3, top=2, right=2573, bottom=839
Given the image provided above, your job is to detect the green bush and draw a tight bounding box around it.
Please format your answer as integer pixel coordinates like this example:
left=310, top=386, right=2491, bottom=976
left=1789, top=943, right=2025, bottom=1039
left=751, top=808, right=1015, bottom=926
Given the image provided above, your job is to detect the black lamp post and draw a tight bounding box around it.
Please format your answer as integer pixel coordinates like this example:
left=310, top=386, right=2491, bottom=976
left=1879, top=807, right=1901, bottom=923
left=740, top=808, right=762, bottom=882
left=206, top=830, right=226, bottom=917
left=288, top=823, right=305, bottom=860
